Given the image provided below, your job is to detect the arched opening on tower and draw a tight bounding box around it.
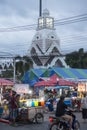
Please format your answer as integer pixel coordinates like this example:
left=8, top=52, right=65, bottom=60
left=31, top=47, right=37, bottom=56
left=4, top=64, right=8, bottom=70
left=0, top=65, right=2, bottom=69
left=55, top=59, right=64, bottom=67
left=9, top=64, right=13, bottom=69
left=45, top=56, right=55, bottom=66
left=51, top=47, right=61, bottom=56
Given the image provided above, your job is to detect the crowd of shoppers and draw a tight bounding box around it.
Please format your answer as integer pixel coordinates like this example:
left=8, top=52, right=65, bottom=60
left=0, top=90, right=21, bottom=126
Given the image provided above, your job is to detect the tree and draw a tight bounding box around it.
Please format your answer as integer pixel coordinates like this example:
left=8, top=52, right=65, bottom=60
left=65, top=48, right=87, bottom=68
left=15, top=55, right=33, bottom=80
left=0, top=55, right=33, bottom=80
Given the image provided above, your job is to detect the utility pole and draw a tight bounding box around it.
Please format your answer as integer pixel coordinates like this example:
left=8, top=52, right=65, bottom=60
left=39, top=0, right=42, bottom=17
left=13, top=58, right=16, bottom=84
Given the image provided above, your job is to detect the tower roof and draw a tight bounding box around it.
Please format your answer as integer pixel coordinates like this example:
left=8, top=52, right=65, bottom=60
left=42, top=8, right=50, bottom=17
left=38, top=9, right=54, bottom=30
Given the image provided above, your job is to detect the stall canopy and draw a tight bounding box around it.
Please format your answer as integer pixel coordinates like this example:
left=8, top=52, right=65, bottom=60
left=22, top=68, right=47, bottom=86
left=0, top=78, right=14, bottom=86
left=34, top=74, right=75, bottom=87
left=22, top=67, right=87, bottom=86
left=50, top=67, right=87, bottom=79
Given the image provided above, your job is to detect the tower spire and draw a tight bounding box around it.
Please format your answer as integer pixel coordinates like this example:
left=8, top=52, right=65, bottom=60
left=39, top=0, right=42, bottom=17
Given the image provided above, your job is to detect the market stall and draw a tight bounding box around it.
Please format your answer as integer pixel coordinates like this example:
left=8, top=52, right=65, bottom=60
left=0, top=78, right=14, bottom=103
left=13, top=84, right=44, bottom=123
left=17, top=105, right=44, bottom=123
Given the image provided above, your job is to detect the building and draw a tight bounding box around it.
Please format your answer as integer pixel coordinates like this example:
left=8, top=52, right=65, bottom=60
left=28, top=9, right=68, bottom=68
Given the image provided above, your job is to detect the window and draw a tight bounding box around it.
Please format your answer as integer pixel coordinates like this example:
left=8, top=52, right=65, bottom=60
left=46, top=18, right=53, bottom=28
left=38, top=18, right=44, bottom=28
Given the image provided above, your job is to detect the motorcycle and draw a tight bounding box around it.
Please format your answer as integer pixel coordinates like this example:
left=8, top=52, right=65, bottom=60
left=48, top=110, right=80, bottom=130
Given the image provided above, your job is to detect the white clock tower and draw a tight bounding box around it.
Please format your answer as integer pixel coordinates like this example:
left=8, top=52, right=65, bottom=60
left=38, top=9, right=54, bottom=29
left=28, top=9, right=68, bottom=68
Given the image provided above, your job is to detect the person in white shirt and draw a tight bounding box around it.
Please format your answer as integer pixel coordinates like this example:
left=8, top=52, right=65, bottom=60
left=0, top=93, right=3, bottom=104
left=81, top=93, right=87, bottom=121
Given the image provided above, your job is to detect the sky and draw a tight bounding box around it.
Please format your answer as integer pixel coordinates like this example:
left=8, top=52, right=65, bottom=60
left=0, top=0, right=87, bottom=57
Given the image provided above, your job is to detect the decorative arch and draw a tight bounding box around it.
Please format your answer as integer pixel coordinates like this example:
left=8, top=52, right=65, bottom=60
left=51, top=47, right=60, bottom=55
left=55, top=59, right=64, bottom=67
left=31, top=47, right=37, bottom=56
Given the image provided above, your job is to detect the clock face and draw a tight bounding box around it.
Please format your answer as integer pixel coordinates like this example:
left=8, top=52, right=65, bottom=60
left=39, top=18, right=44, bottom=27
left=46, top=18, right=53, bottom=28
left=38, top=17, right=54, bottom=29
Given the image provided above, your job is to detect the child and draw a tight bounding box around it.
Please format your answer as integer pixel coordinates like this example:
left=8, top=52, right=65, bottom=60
left=3, top=100, right=9, bottom=116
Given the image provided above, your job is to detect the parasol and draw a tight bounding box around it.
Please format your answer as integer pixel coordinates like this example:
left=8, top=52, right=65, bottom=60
left=0, top=78, right=14, bottom=86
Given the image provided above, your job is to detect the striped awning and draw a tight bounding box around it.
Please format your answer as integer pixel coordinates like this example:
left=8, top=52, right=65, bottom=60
left=51, top=67, right=87, bottom=80
left=22, top=67, right=87, bottom=86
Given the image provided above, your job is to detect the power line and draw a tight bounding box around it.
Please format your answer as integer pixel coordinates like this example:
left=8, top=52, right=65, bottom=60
left=0, top=33, right=87, bottom=49
left=0, top=37, right=87, bottom=50
left=0, top=13, right=87, bottom=55
left=54, top=13, right=87, bottom=22
left=0, top=13, right=87, bottom=32
left=0, top=40, right=87, bottom=51
left=0, top=33, right=87, bottom=47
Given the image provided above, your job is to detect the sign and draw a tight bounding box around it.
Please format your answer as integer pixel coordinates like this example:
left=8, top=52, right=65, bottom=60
left=78, top=83, right=85, bottom=92
left=13, top=84, right=29, bottom=94
left=39, top=89, right=44, bottom=98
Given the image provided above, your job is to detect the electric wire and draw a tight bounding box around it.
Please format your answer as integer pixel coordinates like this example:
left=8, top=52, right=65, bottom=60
left=0, top=13, right=87, bottom=55
left=0, top=13, right=87, bottom=32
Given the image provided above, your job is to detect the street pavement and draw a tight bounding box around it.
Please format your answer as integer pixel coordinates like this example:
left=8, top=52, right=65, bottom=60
left=0, top=112, right=87, bottom=130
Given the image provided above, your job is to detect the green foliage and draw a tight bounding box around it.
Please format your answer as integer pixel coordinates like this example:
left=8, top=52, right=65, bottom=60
left=65, top=48, right=87, bottom=68
left=15, top=55, right=33, bottom=79
left=0, top=69, right=13, bottom=78
left=0, top=55, right=33, bottom=81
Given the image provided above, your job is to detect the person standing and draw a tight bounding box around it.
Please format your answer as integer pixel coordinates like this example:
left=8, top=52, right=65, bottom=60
left=81, top=93, right=87, bottom=122
left=3, top=100, right=9, bottom=116
left=9, top=91, right=18, bottom=126
left=48, top=99, right=54, bottom=112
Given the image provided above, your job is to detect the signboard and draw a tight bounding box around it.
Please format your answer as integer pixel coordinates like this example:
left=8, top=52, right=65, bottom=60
left=39, top=89, right=44, bottom=98
left=78, top=83, right=85, bottom=92
left=13, top=84, right=29, bottom=94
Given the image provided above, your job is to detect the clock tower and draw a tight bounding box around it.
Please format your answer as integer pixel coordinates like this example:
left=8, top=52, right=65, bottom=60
left=28, top=9, right=68, bottom=68
left=38, top=9, right=54, bottom=29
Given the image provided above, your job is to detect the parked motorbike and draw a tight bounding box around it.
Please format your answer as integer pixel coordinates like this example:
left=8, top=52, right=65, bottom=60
left=48, top=110, right=80, bottom=130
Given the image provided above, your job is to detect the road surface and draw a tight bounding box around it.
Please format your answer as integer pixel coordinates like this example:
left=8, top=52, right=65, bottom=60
left=0, top=112, right=87, bottom=130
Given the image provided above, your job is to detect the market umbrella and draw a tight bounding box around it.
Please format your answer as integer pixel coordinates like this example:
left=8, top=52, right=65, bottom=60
left=34, top=80, right=55, bottom=87
left=34, top=74, right=76, bottom=87
left=58, top=78, right=75, bottom=86
left=0, top=78, right=14, bottom=86
left=49, top=74, right=76, bottom=86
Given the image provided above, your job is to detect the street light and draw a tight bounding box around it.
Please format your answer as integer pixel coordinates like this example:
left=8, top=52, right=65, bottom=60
left=13, top=57, right=22, bottom=84
left=56, top=78, right=59, bottom=85
left=13, top=58, right=16, bottom=84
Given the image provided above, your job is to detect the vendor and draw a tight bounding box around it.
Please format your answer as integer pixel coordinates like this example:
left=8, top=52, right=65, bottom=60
left=16, top=94, right=21, bottom=108
left=48, top=99, right=54, bottom=112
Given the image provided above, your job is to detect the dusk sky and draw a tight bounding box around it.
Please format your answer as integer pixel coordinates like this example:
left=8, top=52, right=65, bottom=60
left=0, top=0, right=87, bottom=56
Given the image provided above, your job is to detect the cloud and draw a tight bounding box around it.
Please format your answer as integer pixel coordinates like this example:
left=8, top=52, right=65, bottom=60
left=0, top=0, right=87, bottom=56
